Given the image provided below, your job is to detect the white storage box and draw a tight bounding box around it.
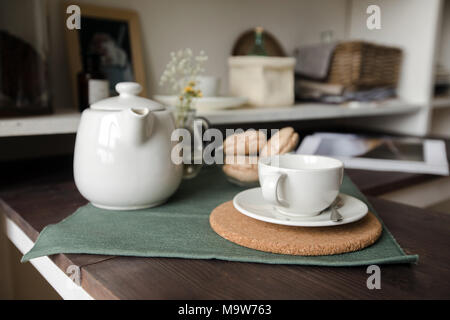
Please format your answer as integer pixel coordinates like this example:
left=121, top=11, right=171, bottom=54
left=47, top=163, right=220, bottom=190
left=228, top=56, right=296, bottom=107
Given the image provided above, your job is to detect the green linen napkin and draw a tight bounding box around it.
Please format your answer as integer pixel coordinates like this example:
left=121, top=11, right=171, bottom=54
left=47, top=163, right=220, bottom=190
left=22, top=166, right=418, bottom=266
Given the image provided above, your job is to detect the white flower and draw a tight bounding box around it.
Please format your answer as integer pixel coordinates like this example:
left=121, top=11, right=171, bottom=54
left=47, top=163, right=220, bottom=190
left=159, top=48, right=208, bottom=95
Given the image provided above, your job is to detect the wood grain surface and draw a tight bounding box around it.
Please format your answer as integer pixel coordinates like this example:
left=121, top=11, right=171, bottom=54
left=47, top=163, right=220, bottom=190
left=1, top=155, right=449, bottom=299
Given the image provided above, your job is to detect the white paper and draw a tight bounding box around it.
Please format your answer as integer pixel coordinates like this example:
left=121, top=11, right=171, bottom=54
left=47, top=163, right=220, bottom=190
left=297, top=132, right=449, bottom=175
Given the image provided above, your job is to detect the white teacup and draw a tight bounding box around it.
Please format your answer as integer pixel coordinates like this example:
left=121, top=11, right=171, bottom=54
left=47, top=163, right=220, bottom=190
left=196, top=76, right=220, bottom=97
left=258, top=154, right=344, bottom=217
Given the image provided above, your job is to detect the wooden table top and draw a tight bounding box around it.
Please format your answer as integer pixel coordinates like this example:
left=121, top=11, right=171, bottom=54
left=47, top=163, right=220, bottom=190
left=1, top=156, right=449, bottom=299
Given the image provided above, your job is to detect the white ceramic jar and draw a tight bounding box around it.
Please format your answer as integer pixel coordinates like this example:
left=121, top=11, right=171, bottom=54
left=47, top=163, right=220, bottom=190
left=73, top=82, right=183, bottom=210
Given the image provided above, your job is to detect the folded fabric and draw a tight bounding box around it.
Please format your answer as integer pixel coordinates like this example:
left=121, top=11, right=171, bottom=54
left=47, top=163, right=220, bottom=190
left=295, top=79, right=396, bottom=103
left=22, top=166, right=418, bottom=266
left=320, top=87, right=396, bottom=104
left=294, top=42, right=337, bottom=80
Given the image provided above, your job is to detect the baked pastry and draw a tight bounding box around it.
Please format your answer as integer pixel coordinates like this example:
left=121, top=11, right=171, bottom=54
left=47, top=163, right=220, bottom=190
left=260, top=127, right=299, bottom=157
left=224, top=154, right=259, bottom=168
left=223, top=130, right=267, bottom=155
left=222, top=127, right=299, bottom=185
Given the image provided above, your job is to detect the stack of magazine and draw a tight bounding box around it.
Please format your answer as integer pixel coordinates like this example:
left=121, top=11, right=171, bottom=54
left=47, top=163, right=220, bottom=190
left=297, top=133, right=449, bottom=175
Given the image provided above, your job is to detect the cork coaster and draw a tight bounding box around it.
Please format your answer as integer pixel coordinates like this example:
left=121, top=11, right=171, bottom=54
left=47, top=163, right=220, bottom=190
left=210, top=201, right=382, bottom=256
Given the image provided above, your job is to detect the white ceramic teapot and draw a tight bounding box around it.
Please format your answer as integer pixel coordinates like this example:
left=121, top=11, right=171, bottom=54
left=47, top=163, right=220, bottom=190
left=74, top=82, right=183, bottom=210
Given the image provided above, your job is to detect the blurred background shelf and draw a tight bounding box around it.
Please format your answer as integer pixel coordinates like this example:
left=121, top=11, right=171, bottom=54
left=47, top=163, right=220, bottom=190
left=432, top=96, right=450, bottom=109
left=0, top=100, right=421, bottom=137
left=0, top=0, right=449, bottom=138
left=0, top=109, right=80, bottom=137
left=1, top=0, right=446, bottom=138
left=200, top=100, right=421, bottom=125
left=3, top=104, right=426, bottom=138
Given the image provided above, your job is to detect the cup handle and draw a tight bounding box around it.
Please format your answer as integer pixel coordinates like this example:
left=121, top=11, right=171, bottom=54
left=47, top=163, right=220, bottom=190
left=261, top=172, right=288, bottom=207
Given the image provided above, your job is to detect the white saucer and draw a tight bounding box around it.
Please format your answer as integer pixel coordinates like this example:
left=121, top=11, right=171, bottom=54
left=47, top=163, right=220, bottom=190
left=154, top=95, right=248, bottom=111
left=233, top=188, right=368, bottom=227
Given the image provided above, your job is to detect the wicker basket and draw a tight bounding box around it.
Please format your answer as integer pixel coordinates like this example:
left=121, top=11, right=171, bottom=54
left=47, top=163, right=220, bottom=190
left=328, top=41, right=402, bottom=90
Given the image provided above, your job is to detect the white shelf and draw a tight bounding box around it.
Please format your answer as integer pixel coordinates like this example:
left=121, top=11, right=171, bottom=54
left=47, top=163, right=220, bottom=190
left=432, top=96, right=450, bottom=109
left=0, top=100, right=421, bottom=137
left=0, top=109, right=81, bottom=137
left=199, top=100, right=422, bottom=125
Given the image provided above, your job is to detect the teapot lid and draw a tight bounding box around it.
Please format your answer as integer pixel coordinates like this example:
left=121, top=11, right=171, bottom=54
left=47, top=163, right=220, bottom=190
left=90, top=82, right=165, bottom=111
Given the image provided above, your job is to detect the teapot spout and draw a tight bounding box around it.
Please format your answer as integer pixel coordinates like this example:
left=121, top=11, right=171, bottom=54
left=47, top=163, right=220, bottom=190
left=122, top=108, right=153, bottom=145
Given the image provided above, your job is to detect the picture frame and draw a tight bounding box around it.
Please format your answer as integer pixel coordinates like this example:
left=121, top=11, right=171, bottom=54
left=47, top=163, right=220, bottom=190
left=64, top=2, right=147, bottom=108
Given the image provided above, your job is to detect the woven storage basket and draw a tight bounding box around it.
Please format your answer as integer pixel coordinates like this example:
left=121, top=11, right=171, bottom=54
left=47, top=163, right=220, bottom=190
left=328, top=41, right=402, bottom=90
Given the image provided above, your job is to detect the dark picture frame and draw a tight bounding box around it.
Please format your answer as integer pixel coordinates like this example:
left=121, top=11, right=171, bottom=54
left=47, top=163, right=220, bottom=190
left=64, top=2, right=147, bottom=108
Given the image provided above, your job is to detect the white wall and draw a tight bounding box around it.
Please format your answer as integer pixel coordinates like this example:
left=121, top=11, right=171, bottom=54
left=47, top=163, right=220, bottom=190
left=51, top=0, right=348, bottom=104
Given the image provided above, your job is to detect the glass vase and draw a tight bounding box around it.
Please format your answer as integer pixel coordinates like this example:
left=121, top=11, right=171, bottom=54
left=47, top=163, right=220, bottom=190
left=172, top=107, right=210, bottom=179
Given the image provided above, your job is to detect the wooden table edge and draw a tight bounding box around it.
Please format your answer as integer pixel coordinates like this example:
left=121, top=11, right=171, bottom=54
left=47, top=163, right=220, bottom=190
left=1, top=198, right=119, bottom=300
left=2, top=194, right=450, bottom=299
